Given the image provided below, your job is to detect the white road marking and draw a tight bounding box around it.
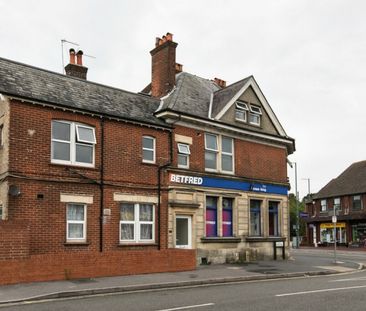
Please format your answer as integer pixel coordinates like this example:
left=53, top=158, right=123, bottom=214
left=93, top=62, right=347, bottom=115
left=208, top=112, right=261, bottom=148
left=156, top=303, right=215, bottom=311
left=330, top=276, right=366, bottom=282
left=276, top=285, right=366, bottom=297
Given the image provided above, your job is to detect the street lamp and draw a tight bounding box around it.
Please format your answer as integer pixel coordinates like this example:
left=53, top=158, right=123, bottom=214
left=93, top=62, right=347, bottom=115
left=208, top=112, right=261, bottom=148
left=288, top=160, right=300, bottom=249
left=302, top=178, right=311, bottom=195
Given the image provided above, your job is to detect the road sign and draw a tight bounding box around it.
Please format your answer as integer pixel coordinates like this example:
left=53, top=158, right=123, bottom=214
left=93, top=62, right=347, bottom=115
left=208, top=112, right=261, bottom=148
left=332, top=216, right=337, bottom=223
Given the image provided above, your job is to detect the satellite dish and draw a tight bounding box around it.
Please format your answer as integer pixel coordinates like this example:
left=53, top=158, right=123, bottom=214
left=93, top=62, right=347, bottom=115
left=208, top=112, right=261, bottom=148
left=9, top=185, right=21, bottom=196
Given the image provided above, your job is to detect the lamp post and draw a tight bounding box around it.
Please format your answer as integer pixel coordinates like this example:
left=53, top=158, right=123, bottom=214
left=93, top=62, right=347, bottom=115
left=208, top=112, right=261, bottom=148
left=288, top=160, right=300, bottom=249
left=294, top=163, right=300, bottom=248
left=302, top=178, right=311, bottom=195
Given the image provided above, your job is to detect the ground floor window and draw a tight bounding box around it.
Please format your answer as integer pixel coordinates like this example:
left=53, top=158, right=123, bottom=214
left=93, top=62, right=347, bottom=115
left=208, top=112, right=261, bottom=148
left=351, top=223, right=366, bottom=245
left=268, top=201, right=279, bottom=236
left=66, top=203, right=86, bottom=242
left=222, top=198, right=233, bottom=237
left=320, top=223, right=346, bottom=243
left=206, top=196, right=218, bottom=237
left=120, top=203, right=154, bottom=243
left=250, top=200, right=261, bottom=236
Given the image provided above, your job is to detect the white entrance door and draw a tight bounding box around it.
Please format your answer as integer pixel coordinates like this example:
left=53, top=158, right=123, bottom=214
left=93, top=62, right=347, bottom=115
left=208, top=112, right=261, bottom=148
left=175, top=215, right=192, bottom=249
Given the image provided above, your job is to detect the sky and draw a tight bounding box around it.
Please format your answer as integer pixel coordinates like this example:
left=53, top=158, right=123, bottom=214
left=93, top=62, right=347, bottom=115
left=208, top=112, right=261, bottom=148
left=1, top=0, right=365, bottom=199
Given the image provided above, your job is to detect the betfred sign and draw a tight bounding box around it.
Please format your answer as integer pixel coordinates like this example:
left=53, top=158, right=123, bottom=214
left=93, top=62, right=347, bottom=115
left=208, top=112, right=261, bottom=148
left=170, top=174, right=203, bottom=185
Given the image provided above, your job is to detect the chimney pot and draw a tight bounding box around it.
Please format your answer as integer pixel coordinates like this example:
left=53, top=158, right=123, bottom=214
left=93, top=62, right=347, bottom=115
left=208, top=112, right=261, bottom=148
left=76, top=50, right=84, bottom=66
left=175, top=63, right=183, bottom=73
left=214, top=77, right=226, bottom=88
left=166, top=33, right=173, bottom=41
left=69, top=49, right=76, bottom=64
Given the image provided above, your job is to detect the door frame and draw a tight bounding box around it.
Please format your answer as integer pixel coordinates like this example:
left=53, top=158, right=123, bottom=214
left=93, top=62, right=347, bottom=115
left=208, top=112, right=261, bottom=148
left=175, top=215, right=192, bottom=249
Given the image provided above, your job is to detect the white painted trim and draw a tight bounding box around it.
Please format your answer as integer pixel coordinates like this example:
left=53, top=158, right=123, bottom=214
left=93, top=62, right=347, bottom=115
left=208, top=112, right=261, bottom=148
left=60, top=194, right=93, bottom=204
left=179, top=116, right=292, bottom=146
left=214, top=77, right=287, bottom=137
left=113, top=193, right=158, bottom=203
left=175, top=215, right=192, bottom=249
left=208, top=92, right=214, bottom=119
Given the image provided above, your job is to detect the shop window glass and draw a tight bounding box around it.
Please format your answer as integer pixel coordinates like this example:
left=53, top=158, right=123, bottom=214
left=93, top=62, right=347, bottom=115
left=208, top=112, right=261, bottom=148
left=206, top=196, right=217, bottom=237
left=250, top=200, right=261, bottom=236
left=268, top=201, right=279, bottom=236
left=222, top=198, right=233, bottom=237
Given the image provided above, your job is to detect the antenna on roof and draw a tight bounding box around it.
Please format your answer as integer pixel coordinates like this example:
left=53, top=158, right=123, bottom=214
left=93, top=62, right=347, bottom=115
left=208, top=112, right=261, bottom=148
left=61, top=39, right=79, bottom=73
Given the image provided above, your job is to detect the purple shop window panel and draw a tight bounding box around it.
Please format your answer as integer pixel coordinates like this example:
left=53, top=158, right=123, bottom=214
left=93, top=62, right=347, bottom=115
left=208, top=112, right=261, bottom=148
left=222, top=209, right=232, bottom=237
left=206, top=209, right=217, bottom=237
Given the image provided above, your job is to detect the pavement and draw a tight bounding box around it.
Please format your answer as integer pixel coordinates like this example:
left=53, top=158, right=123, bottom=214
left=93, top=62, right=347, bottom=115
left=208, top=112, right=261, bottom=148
left=0, top=248, right=365, bottom=306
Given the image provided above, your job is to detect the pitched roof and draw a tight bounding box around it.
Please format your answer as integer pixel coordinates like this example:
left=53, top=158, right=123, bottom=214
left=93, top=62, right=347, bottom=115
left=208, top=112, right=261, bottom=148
left=0, top=57, right=168, bottom=128
left=158, top=72, right=220, bottom=118
left=314, top=161, right=366, bottom=199
left=211, top=77, right=251, bottom=118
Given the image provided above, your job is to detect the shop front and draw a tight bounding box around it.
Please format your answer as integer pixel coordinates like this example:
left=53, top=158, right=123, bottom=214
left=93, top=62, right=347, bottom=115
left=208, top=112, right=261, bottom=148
left=319, top=222, right=347, bottom=245
left=350, top=222, right=366, bottom=247
left=167, top=171, right=290, bottom=264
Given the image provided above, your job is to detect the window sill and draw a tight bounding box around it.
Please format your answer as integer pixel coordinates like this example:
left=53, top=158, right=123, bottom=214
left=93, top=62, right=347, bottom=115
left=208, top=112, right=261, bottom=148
left=141, top=161, right=158, bottom=167
left=50, top=162, right=98, bottom=171
left=201, top=237, right=241, bottom=243
left=64, top=242, right=90, bottom=246
left=118, top=243, right=158, bottom=247
left=245, top=236, right=285, bottom=242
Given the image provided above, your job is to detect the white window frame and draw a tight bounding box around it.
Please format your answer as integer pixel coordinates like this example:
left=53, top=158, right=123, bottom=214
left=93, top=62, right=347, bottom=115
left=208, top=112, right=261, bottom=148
left=320, top=199, right=327, bottom=212
left=66, top=203, right=87, bottom=243
left=76, top=124, right=96, bottom=144
left=120, top=203, right=155, bottom=243
left=221, top=136, right=234, bottom=173
left=249, top=105, right=262, bottom=126
left=334, top=197, right=341, bottom=210
left=51, top=120, right=96, bottom=167
left=177, top=143, right=190, bottom=169
left=235, top=101, right=248, bottom=122
left=205, top=133, right=234, bottom=174
left=142, top=136, right=156, bottom=164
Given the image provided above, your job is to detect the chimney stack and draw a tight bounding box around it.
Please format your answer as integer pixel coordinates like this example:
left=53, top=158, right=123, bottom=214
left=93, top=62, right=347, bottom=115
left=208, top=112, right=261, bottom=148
left=214, top=77, right=226, bottom=88
left=65, top=49, right=88, bottom=80
left=150, top=32, right=178, bottom=98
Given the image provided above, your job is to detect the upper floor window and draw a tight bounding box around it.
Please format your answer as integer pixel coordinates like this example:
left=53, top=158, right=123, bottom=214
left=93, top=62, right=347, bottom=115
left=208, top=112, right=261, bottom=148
left=51, top=120, right=96, bottom=167
left=352, top=195, right=362, bottom=211
left=204, top=133, right=234, bottom=173
left=320, top=199, right=327, bottom=212
left=249, top=105, right=262, bottom=126
left=235, top=101, right=248, bottom=122
left=334, top=197, right=341, bottom=211
left=177, top=143, right=190, bottom=168
left=142, top=136, right=155, bottom=163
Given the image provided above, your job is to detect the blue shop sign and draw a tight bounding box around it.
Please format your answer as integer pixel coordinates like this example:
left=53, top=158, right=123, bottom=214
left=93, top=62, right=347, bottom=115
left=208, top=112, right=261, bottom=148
left=169, top=173, right=288, bottom=195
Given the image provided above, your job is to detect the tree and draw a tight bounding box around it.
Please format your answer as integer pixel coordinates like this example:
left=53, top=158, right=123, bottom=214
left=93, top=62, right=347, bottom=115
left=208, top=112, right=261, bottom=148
left=288, top=193, right=306, bottom=238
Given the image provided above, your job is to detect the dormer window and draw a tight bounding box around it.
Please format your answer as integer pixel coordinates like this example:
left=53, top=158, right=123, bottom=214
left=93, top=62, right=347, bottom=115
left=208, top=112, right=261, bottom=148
left=249, top=105, right=262, bottom=126
left=235, top=101, right=249, bottom=122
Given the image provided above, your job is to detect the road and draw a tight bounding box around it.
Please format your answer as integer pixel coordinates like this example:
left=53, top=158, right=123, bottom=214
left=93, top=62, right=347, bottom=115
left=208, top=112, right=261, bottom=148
left=3, top=269, right=366, bottom=311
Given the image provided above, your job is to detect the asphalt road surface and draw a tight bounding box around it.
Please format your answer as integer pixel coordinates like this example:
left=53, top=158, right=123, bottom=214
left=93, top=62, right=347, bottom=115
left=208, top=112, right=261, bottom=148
left=3, top=268, right=366, bottom=311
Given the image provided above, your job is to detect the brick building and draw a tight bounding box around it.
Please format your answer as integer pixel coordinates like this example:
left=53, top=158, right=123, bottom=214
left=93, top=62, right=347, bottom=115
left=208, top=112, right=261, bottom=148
left=304, top=161, right=366, bottom=247
left=144, top=34, right=295, bottom=263
left=0, top=33, right=295, bottom=284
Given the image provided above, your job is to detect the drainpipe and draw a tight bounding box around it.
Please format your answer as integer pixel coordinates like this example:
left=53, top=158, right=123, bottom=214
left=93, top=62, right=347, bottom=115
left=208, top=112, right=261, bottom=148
left=157, top=130, right=173, bottom=250
left=99, top=117, right=105, bottom=252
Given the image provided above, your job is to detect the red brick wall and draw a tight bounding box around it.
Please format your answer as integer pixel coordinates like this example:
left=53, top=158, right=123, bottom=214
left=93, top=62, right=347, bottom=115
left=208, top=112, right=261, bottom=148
left=0, top=249, right=196, bottom=285
left=0, top=220, right=30, bottom=259
left=173, top=125, right=287, bottom=183
left=9, top=100, right=170, bottom=185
